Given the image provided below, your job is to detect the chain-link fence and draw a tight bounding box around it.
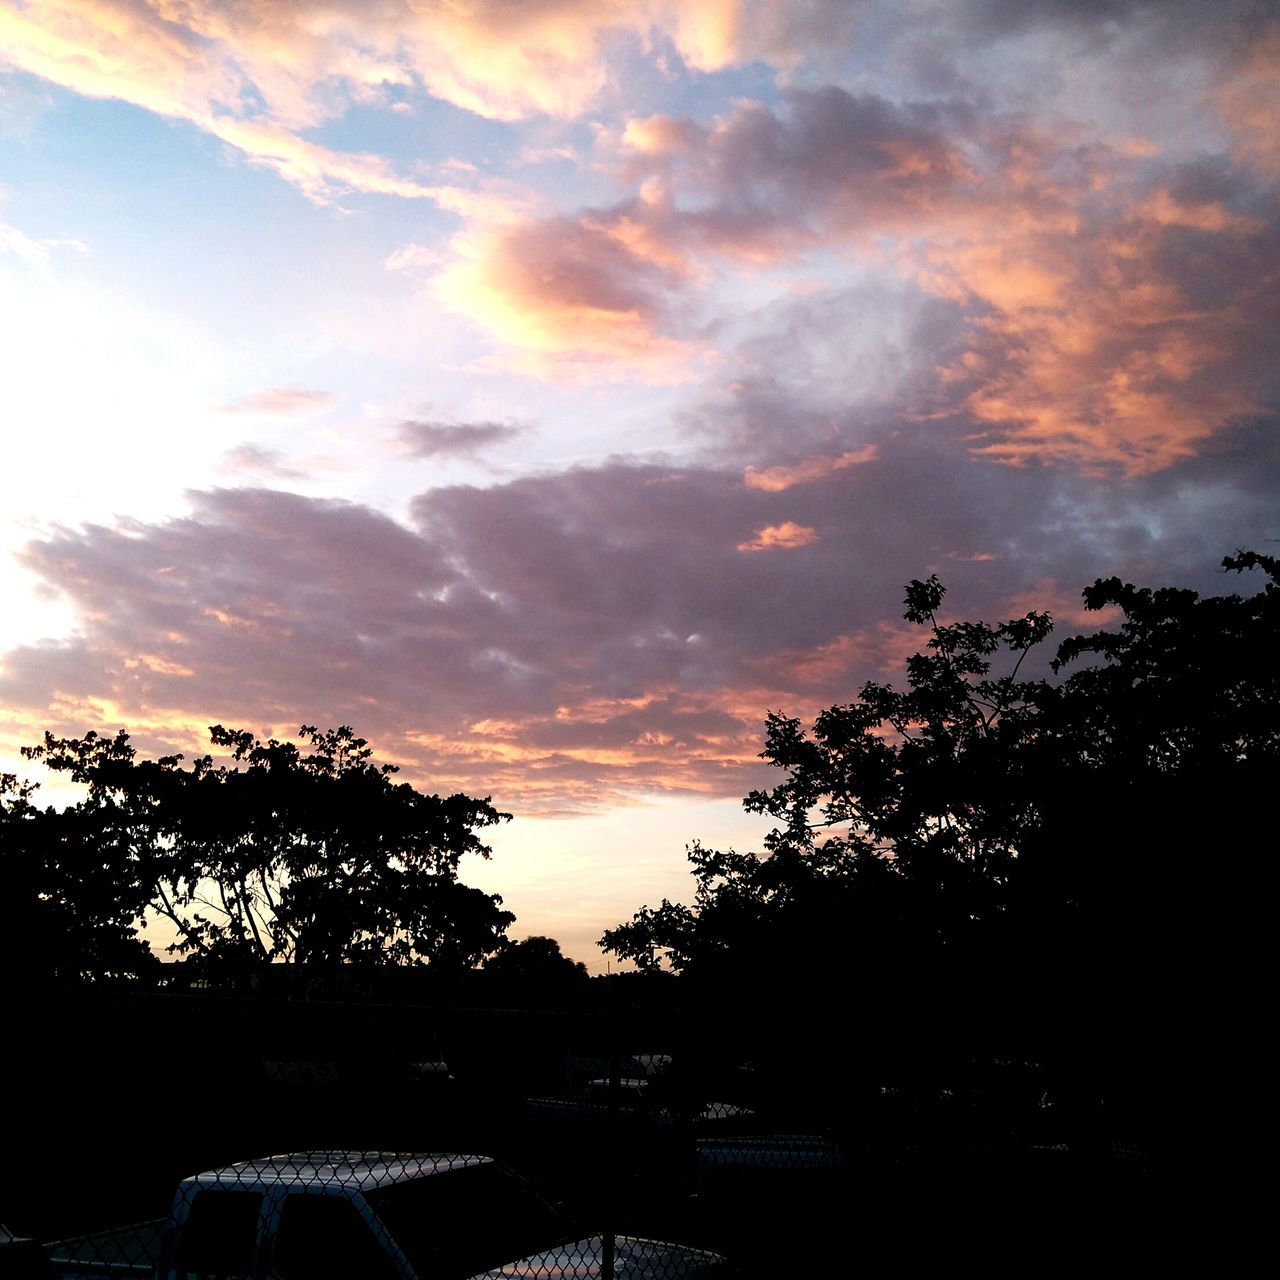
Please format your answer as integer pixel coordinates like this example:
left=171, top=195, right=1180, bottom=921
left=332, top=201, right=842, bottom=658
left=9, top=988, right=1172, bottom=1278
left=37, top=1151, right=731, bottom=1279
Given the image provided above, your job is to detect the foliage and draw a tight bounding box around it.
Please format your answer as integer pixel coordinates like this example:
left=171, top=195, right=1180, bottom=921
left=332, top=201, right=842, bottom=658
left=12, top=724, right=514, bottom=981
left=485, top=934, right=588, bottom=981
left=601, top=551, right=1280, bottom=984
left=1, top=768, right=157, bottom=982
left=482, top=934, right=590, bottom=1005
left=601, top=572, right=1056, bottom=975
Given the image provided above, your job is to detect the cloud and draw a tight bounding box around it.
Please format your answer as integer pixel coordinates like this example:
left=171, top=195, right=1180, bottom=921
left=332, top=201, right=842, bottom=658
left=0, top=212, right=86, bottom=270
left=921, top=163, right=1280, bottom=473
left=0, top=216, right=53, bottom=268
left=0, top=0, right=861, bottom=205
left=736, top=521, right=819, bottom=552
left=1216, top=21, right=1280, bottom=179
left=744, top=446, right=880, bottom=491
left=4, top=2, right=1280, bottom=818
left=218, top=444, right=306, bottom=480
left=398, top=420, right=525, bottom=458
left=433, top=210, right=697, bottom=379
left=216, top=387, right=334, bottom=415
left=0, top=1, right=555, bottom=201
left=10, top=0, right=1270, bottom=455
left=614, top=87, right=978, bottom=257
left=422, top=85, right=974, bottom=379
left=609, top=85, right=1280, bottom=472
left=8, top=404, right=1276, bottom=813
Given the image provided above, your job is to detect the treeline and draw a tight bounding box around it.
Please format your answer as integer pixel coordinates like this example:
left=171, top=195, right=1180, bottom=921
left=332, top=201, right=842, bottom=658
left=5, top=550, right=1275, bottom=1054
left=0, top=724, right=517, bottom=987
left=600, top=550, right=1278, bottom=1154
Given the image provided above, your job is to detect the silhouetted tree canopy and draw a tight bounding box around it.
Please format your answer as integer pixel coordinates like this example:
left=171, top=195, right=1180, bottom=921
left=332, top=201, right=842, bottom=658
left=482, top=934, right=590, bottom=1005
left=601, top=552, right=1277, bottom=1082
left=1, top=767, right=158, bottom=983
left=6, top=724, right=513, bottom=983
left=485, top=934, right=589, bottom=981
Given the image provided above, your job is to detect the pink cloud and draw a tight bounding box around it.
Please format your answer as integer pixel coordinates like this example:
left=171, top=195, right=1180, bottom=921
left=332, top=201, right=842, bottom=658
left=0, top=1, right=861, bottom=206
left=744, top=446, right=879, bottom=491
left=434, top=210, right=698, bottom=380
left=215, top=387, right=333, bottom=415
left=1216, top=22, right=1280, bottom=179
left=736, top=521, right=819, bottom=552
left=5, top=427, right=1278, bottom=814
left=600, top=84, right=1280, bottom=472
left=218, top=445, right=306, bottom=480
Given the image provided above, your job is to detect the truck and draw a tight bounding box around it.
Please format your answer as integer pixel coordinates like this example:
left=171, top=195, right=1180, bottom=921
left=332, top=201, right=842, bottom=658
left=46, top=1150, right=729, bottom=1280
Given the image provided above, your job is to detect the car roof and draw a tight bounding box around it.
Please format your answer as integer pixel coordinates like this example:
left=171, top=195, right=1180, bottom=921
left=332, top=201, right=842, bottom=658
left=181, top=1151, right=491, bottom=1194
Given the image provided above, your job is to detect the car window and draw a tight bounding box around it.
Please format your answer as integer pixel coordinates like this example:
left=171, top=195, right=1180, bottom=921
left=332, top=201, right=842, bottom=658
left=273, top=1194, right=398, bottom=1280
left=174, top=1190, right=261, bottom=1280
left=367, top=1164, right=566, bottom=1280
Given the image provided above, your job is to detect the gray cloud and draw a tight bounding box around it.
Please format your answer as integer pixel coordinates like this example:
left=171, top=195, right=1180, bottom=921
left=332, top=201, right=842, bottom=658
left=219, top=444, right=307, bottom=479
left=616, top=86, right=979, bottom=261
left=6, top=400, right=1276, bottom=815
left=398, top=420, right=525, bottom=458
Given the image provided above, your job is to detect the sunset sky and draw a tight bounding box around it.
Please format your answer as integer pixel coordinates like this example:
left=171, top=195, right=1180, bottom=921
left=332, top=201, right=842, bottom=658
left=2, top=1, right=1278, bottom=969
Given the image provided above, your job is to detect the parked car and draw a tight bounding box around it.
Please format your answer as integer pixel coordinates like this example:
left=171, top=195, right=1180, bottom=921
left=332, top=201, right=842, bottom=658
left=2, top=1224, right=55, bottom=1279
left=46, top=1150, right=729, bottom=1280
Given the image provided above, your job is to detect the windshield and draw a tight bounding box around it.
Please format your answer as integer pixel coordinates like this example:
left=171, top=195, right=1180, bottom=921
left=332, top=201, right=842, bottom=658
left=366, top=1163, right=568, bottom=1279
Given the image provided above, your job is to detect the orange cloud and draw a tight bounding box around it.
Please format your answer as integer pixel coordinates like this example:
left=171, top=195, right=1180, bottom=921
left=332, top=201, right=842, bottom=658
left=1217, top=23, right=1280, bottom=179
left=748, top=620, right=937, bottom=685
left=1137, top=189, right=1265, bottom=235
left=401, top=687, right=774, bottom=814
left=908, top=137, right=1270, bottom=474
left=621, top=114, right=703, bottom=157
left=744, top=446, right=879, bottom=491
left=606, top=85, right=1276, bottom=474
left=736, top=521, right=818, bottom=552
left=0, top=1, right=840, bottom=206
left=433, top=210, right=697, bottom=380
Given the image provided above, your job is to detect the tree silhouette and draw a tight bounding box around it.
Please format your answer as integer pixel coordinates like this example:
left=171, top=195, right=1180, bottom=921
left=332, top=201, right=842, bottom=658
left=601, top=552, right=1278, bottom=1135
left=483, top=935, right=590, bottom=1005
left=17, top=724, right=514, bottom=983
left=601, top=573, right=1057, bottom=974
left=1, top=766, right=157, bottom=982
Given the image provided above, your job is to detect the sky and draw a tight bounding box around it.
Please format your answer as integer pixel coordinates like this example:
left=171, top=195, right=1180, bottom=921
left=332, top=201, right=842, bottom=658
left=2, top=1, right=1278, bottom=970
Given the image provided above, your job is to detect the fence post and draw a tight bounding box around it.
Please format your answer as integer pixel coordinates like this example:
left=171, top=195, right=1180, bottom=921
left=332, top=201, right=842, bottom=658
left=602, top=967, right=618, bottom=1280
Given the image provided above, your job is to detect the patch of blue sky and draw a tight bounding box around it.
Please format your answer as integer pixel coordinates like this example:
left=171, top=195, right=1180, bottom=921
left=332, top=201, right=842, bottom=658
left=0, top=70, right=55, bottom=142
left=18, top=79, right=213, bottom=169
left=593, top=26, right=785, bottom=126
left=657, top=59, right=784, bottom=124
left=300, top=92, right=517, bottom=175
left=3, top=93, right=454, bottom=343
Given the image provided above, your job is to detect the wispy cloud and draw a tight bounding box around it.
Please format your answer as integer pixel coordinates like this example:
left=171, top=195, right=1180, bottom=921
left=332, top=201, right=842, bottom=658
left=216, top=388, right=334, bottom=416
left=218, top=444, right=306, bottom=480
left=745, top=447, right=879, bottom=492
left=0, top=214, right=86, bottom=270
left=398, top=420, right=525, bottom=458
left=0, top=0, right=855, bottom=205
